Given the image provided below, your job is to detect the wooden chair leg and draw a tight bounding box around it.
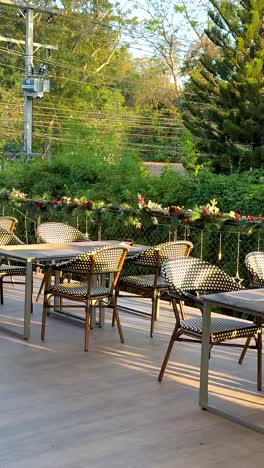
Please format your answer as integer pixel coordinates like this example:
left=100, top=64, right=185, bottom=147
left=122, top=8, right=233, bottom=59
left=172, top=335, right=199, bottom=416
left=84, top=307, right=90, bottom=352
left=238, top=336, right=251, bottom=364
left=150, top=290, right=159, bottom=337
left=179, top=301, right=185, bottom=320
left=112, top=312, right=116, bottom=327
left=41, top=299, right=48, bottom=340
left=257, top=325, right=262, bottom=391
left=113, top=309, right=124, bottom=343
left=112, top=288, right=120, bottom=327
left=36, top=276, right=45, bottom=303
left=154, top=294, right=160, bottom=320
left=7, top=260, right=14, bottom=286
left=90, top=302, right=96, bottom=329
left=158, top=326, right=180, bottom=382
left=112, top=296, right=124, bottom=343
left=0, top=278, right=3, bottom=305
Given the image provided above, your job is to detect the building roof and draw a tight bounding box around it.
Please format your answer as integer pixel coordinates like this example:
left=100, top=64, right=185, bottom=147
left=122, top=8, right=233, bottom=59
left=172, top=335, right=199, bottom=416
left=143, top=162, right=186, bottom=176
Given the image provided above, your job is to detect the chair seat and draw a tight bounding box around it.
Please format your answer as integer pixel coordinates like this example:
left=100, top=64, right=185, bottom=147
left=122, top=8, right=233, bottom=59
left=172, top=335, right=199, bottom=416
left=252, top=281, right=264, bottom=288
left=120, top=274, right=168, bottom=289
left=181, top=317, right=261, bottom=343
left=0, top=264, right=26, bottom=276
left=49, top=281, right=110, bottom=298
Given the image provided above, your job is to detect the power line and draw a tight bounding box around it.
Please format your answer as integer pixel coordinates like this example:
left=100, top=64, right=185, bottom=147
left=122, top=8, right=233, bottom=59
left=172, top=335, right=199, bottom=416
left=0, top=100, right=183, bottom=119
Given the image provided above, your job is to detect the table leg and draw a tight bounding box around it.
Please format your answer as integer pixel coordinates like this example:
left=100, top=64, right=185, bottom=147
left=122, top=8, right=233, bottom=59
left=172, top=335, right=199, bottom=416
left=24, top=259, right=33, bottom=340
left=199, top=302, right=264, bottom=433
left=199, top=301, right=211, bottom=408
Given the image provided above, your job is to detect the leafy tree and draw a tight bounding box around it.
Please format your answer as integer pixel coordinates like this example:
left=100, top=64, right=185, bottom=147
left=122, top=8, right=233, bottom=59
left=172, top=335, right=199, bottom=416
left=118, top=57, right=182, bottom=162
left=130, top=0, right=182, bottom=94
left=182, top=0, right=264, bottom=172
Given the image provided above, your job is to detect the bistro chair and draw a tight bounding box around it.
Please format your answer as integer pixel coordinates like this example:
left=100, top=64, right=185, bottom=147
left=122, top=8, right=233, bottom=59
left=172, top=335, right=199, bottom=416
left=241, top=252, right=264, bottom=359
left=41, top=246, right=128, bottom=351
left=117, top=241, right=193, bottom=337
left=36, top=222, right=88, bottom=244
left=36, top=222, right=89, bottom=302
left=0, top=226, right=23, bottom=246
left=245, top=252, right=264, bottom=288
left=0, top=216, right=18, bottom=233
left=158, top=257, right=262, bottom=390
left=0, top=227, right=26, bottom=304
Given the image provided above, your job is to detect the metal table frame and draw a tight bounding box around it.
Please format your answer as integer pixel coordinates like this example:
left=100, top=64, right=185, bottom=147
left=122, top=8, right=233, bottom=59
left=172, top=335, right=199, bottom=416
left=0, top=241, right=145, bottom=340
left=199, top=288, right=264, bottom=433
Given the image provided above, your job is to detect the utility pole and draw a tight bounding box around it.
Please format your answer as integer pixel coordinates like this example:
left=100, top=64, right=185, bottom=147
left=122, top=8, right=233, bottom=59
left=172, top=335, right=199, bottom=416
left=24, top=7, right=33, bottom=154
left=0, top=1, right=58, bottom=158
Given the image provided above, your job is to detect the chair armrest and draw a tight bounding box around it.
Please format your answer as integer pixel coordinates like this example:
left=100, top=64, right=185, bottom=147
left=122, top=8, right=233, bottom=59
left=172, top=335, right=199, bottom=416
left=169, top=290, right=203, bottom=307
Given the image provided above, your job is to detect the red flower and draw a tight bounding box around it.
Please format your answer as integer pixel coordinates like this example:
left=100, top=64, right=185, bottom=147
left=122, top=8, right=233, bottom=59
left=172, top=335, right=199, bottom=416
left=169, top=205, right=181, bottom=215
left=83, top=200, right=93, bottom=210
left=247, top=215, right=256, bottom=221
left=235, top=213, right=241, bottom=220
left=52, top=199, right=58, bottom=205
left=138, top=194, right=147, bottom=207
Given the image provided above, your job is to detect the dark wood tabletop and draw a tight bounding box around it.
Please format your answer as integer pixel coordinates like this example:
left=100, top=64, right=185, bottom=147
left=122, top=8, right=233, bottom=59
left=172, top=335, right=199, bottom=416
left=0, top=241, right=147, bottom=263
left=201, top=288, right=264, bottom=318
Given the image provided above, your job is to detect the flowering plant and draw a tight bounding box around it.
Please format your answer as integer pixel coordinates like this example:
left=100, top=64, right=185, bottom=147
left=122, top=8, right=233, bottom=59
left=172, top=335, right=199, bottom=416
left=0, top=189, right=94, bottom=212
left=138, top=194, right=167, bottom=214
left=137, top=195, right=264, bottom=230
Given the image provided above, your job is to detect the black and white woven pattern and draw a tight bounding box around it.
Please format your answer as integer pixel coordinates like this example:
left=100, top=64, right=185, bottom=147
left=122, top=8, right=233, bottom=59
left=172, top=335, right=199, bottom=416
left=161, top=257, right=242, bottom=299
left=49, top=282, right=110, bottom=298
left=127, top=241, right=193, bottom=267
left=0, top=227, right=24, bottom=245
left=120, top=274, right=168, bottom=289
left=0, top=264, right=26, bottom=277
left=52, top=246, right=127, bottom=275
left=245, top=252, right=264, bottom=287
left=0, top=217, right=18, bottom=233
left=158, top=257, right=262, bottom=382
left=181, top=317, right=260, bottom=343
left=37, top=222, right=88, bottom=244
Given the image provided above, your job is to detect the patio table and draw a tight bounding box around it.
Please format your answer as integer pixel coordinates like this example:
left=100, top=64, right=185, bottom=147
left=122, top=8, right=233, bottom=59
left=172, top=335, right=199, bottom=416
left=0, top=241, right=146, bottom=340
left=199, top=288, right=264, bottom=433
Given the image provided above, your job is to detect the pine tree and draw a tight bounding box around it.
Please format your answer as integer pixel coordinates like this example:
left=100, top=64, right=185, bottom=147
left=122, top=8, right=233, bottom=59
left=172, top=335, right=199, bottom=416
left=182, top=0, right=264, bottom=172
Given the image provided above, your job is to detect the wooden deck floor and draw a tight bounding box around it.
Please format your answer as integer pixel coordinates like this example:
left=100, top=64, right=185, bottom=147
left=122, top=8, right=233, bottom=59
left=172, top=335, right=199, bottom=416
left=0, top=276, right=263, bottom=468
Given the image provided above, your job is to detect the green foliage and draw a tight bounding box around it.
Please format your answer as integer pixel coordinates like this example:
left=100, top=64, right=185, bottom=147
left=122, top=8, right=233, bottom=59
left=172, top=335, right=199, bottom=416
left=144, top=168, right=264, bottom=214
left=182, top=0, right=264, bottom=172
left=0, top=146, right=151, bottom=206
left=178, top=129, right=202, bottom=171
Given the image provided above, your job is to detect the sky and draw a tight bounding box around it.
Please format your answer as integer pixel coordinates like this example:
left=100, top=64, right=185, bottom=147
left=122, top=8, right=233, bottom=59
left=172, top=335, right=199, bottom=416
left=118, top=0, right=209, bottom=58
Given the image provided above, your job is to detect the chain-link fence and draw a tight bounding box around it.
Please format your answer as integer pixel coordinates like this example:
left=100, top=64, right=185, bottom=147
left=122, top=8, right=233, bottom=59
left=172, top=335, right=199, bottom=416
left=1, top=203, right=263, bottom=285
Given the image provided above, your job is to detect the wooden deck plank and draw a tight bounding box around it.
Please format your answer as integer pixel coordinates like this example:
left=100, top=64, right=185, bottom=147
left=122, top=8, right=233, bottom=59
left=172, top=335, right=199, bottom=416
left=0, top=276, right=263, bottom=468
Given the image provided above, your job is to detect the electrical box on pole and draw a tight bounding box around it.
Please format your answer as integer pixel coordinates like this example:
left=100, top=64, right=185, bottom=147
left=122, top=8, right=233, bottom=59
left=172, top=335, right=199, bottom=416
left=22, top=77, right=50, bottom=97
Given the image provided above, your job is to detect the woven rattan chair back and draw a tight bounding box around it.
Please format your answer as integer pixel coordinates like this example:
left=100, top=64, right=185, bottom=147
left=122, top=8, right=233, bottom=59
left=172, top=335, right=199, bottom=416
left=161, top=256, right=242, bottom=297
left=55, top=246, right=128, bottom=275
left=118, top=241, right=193, bottom=337
left=0, top=227, right=25, bottom=304
left=0, top=216, right=18, bottom=233
left=129, top=240, right=193, bottom=267
left=37, top=222, right=88, bottom=244
left=245, top=252, right=264, bottom=287
left=0, top=227, right=24, bottom=245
